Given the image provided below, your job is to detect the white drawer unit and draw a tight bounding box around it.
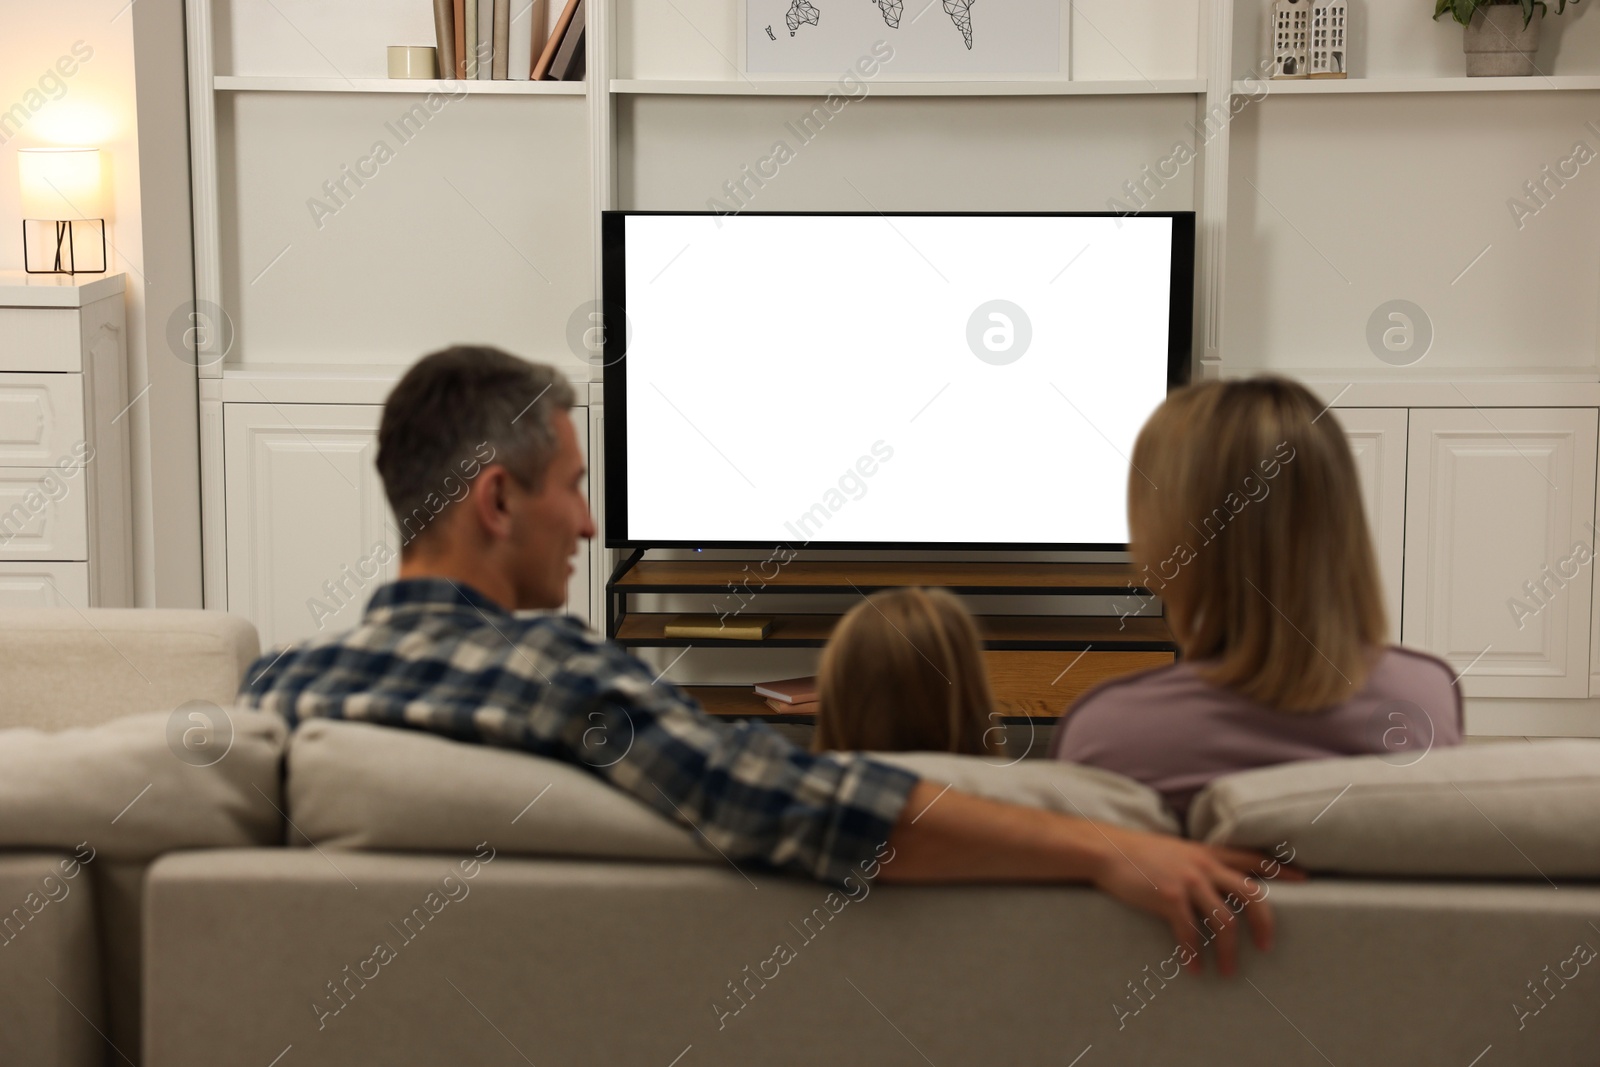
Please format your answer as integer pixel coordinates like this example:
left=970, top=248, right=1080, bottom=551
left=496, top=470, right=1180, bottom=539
left=0, top=306, right=84, bottom=372
left=0, top=373, right=88, bottom=467
left=0, top=466, right=90, bottom=560
left=0, top=273, right=133, bottom=608
left=0, top=562, right=91, bottom=609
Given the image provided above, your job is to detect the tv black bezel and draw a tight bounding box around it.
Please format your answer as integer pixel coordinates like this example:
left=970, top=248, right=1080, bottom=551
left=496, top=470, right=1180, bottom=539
left=601, top=209, right=1196, bottom=551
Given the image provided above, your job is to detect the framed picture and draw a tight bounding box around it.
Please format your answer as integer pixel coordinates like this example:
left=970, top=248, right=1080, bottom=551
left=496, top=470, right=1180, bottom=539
left=741, top=0, right=1065, bottom=78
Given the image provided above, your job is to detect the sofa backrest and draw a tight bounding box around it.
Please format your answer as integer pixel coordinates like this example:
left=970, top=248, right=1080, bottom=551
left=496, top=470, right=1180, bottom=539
left=142, top=850, right=1600, bottom=1067
left=0, top=608, right=260, bottom=731
left=283, top=719, right=1182, bottom=863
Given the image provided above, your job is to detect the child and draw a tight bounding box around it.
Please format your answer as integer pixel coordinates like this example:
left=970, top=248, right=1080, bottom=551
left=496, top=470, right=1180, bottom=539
left=1052, top=376, right=1462, bottom=820
left=811, top=587, right=1004, bottom=757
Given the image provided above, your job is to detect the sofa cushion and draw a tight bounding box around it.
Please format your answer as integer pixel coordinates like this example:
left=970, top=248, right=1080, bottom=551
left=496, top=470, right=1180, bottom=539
left=869, top=751, right=1180, bottom=834
left=0, top=608, right=260, bottom=731
left=0, top=710, right=286, bottom=861
left=1189, top=740, right=1600, bottom=878
left=287, top=719, right=709, bottom=860
left=286, top=721, right=1181, bottom=861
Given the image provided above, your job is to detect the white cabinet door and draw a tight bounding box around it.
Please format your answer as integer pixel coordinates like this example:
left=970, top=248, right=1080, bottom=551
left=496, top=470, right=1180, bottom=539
left=226, top=403, right=592, bottom=649
left=1403, top=408, right=1599, bottom=698
left=1332, top=408, right=1407, bottom=637
left=225, top=404, right=395, bottom=649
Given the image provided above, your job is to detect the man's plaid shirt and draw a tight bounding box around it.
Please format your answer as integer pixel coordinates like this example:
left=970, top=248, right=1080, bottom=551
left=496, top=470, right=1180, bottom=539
left=236, top=578, right=919, bottom=885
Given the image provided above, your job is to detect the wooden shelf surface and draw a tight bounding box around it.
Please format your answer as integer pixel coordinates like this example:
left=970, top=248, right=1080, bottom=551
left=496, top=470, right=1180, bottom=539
left=612, top=559, right=1146, bottom=594
left=686, top=644, right=1174, bottom=721
left=690, top=687, right=816, bottom=719
left=617, top=613, right=1171, bottom=649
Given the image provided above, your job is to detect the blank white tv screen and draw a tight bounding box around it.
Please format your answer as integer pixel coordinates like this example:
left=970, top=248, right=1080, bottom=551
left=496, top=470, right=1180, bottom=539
left=604, top=212, right=1192, bottom=548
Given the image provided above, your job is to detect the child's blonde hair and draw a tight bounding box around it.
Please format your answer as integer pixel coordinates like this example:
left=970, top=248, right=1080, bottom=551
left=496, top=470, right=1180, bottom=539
left=812, top=587, right=1002, bottom=756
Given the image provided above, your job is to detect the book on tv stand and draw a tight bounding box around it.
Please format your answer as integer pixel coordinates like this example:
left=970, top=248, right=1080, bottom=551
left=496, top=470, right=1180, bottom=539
left=662, top=614, right=772, bottom=641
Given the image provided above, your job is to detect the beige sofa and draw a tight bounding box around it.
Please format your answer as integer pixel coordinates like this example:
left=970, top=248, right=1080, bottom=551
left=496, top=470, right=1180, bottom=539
left=4, top=609, right=1600, bottom=1067
left=0, top=609, right=276, bottom=1067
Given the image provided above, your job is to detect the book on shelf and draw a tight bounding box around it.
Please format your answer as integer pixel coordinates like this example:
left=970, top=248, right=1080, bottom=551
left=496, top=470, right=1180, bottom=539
left=492, top=0, right=510, bottom=78
left=753, top=676, right=817, bottom=704
left=507, top=0, right=535, bottom=80
left=453, top=0, right=466, bottom=77
left=534, top=0, right=581, bottom=80
left=661, top=614, right=773, bottom=641
left=548, top=0, right=585, bottom=81
left=431, top=0, right=456, bottom=82
left=766, top=697, right=819, bottom=715
left=558, top=25, right=585, bottom=80
left=463, top=0, right=478, bottom=77
left=477, top=0, right=494, bottom=79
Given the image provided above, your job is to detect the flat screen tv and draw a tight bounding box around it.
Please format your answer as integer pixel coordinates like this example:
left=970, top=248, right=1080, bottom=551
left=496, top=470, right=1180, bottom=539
left=602, top=211, right=1194, bottom=550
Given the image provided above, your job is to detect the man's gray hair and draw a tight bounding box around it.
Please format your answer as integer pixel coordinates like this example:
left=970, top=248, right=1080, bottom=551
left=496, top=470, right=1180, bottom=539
left=377, top=346, right=576, bottom=550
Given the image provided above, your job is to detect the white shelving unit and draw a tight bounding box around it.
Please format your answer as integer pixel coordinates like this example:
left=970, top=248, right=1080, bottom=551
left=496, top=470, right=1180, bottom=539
left=183, top=0, right=1600, bottom=733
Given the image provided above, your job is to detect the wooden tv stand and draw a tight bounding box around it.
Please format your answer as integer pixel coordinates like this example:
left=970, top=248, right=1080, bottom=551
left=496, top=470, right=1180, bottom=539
left=605, top=551, right=1174, bottom=723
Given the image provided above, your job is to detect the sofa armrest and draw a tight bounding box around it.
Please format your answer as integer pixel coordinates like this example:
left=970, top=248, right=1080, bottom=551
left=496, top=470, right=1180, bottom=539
left=0, top=853, right=104, bottom=1067
left=0, top=608, right=260, bottom=731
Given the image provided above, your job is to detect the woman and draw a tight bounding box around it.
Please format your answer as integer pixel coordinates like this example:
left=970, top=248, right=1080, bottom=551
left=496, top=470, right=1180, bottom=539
left=812, top=587, right=1004, bottom=757
left=1051, top=376, right=1462, bottom=821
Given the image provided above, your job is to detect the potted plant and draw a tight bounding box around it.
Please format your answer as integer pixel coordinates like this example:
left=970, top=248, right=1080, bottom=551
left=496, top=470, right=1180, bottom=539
left=1434, top=0, right=1581, bottom=75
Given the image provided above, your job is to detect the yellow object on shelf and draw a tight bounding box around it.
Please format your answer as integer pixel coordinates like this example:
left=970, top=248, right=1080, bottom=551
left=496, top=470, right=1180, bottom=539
left=662, top=615, right=772, bottom=640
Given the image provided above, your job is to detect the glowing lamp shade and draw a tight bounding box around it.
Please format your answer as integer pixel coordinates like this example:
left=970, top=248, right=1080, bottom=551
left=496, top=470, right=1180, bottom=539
left=18, top=148, right=106, bottom=221
left=17, top=148, right=108, bottom=274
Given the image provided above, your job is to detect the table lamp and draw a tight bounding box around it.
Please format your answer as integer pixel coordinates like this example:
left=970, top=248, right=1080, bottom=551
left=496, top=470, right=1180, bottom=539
left=18, top=147, right=108, bottom=275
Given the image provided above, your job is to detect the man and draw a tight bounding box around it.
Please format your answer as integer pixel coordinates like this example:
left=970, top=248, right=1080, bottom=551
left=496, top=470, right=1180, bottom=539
left=239, top=346, right=1290, bottom=977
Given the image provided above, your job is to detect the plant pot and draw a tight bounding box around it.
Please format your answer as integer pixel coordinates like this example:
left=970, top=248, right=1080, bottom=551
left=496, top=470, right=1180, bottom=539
left=1463, top=5, right=1543, bottom=76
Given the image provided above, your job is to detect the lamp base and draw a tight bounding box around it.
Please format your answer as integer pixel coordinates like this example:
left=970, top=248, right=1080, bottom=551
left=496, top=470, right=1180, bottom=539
left=22, top=219, right=108, bottom=275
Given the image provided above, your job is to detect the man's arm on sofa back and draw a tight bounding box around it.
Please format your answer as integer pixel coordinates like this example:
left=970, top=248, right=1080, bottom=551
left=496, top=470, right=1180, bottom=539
left=878, top=779, right=1292, bottom=977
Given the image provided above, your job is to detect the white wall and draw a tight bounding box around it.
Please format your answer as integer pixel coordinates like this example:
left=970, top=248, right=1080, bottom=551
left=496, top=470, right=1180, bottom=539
left=0, top=0, right=203, bottom=607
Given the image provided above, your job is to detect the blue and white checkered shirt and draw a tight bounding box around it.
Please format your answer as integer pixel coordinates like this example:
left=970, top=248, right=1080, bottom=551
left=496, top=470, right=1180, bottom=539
left=237, top=578, right=919, bottom=885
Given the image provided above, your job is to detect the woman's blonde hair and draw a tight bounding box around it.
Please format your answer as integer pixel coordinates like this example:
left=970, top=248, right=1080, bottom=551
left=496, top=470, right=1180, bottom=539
left=812, top=587, right=1002, bottom=756
left=1128, top=376, right=1387, bottom=713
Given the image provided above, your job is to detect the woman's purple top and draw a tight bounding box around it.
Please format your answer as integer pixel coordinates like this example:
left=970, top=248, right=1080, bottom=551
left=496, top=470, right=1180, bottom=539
left=1049, top=646, right=1464, bottom=823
